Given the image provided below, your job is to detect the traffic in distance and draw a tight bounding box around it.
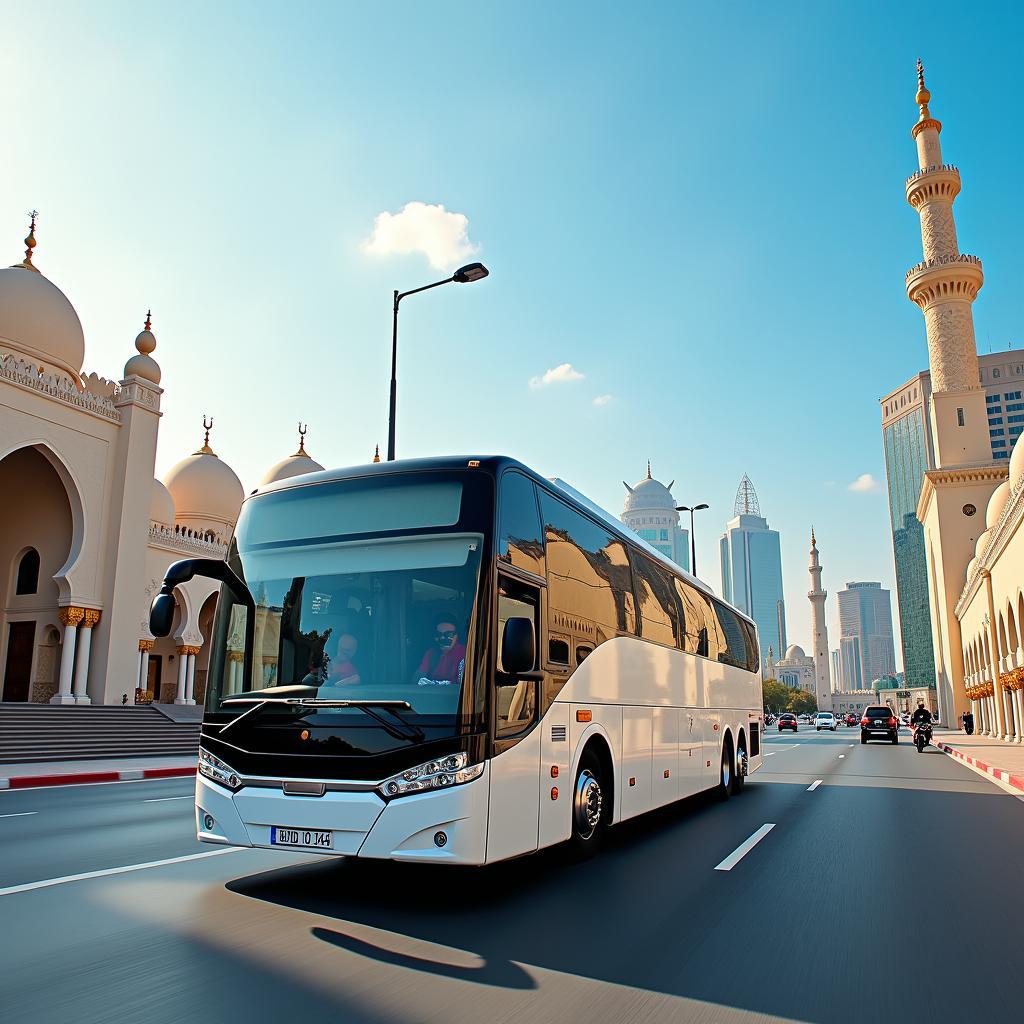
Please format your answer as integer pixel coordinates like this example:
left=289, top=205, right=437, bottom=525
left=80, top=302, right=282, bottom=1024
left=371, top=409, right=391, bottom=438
left=149, top=456, right=764, bottom=865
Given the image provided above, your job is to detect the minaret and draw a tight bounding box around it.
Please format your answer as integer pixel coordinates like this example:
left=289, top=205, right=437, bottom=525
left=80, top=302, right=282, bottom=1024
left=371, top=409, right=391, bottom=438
left=904, top=60, right=988, bottom=468
left=808, top=528, right=832, bottom=709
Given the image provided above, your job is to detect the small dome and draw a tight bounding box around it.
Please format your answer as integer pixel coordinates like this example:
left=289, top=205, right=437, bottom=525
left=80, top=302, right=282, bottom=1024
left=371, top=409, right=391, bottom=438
left=123, top=312, right=161, bottom=384
left=260, top=427, right=325, bottom=485
left=1010, top=432, right=1024, bottom=491
left=975, top=528, right=993, bottom=561
left=783, top=644, right=806, bottom=662
left=164, top=425, right=244, bottom=528
left=985, top=480, right=1011, bottom=529
left=150, top=479, right=176, bottom=526
left=0, top=266, right=85, bottom=380
left=623, top=464, right=677, bottom=515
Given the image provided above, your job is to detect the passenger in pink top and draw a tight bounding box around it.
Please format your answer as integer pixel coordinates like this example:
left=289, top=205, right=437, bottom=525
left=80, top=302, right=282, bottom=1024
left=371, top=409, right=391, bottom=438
left=416, top=619, right=466, bottom=685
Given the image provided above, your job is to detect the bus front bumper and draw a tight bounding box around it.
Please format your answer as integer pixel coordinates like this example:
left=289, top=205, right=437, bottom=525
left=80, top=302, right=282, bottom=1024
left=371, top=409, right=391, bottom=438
left=196, top=764, right=490, bottom=865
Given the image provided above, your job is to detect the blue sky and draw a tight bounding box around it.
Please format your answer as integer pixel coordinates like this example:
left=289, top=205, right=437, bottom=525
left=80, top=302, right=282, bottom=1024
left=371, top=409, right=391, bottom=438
left=4, top=1, right=1023, bottom=664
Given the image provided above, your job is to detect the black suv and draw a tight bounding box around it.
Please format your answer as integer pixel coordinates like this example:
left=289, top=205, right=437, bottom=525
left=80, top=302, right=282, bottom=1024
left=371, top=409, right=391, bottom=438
left=860, top=705, right=899, bottom=744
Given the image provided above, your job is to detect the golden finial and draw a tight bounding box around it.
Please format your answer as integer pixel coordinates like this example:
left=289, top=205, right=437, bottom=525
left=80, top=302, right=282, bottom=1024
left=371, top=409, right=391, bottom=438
left=373, top=444, right=381, bottom=464
left=14, top=210, right=40, bottom=273
left=293, top=422, right=309, bottom=458
left=811, top=525, right=816, bottom=547
left=646, top=459, right=652, bottom=480
left=916, top=58, right=932, bottom=120
left=144, top=309, right=152, bottom=332
left=194, top=415, right=216, bottom=456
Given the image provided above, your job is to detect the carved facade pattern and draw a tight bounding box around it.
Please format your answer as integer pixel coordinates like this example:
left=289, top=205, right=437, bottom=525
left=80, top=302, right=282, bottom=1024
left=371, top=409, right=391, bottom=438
left=1, top=354, right=121, bottom=421
left=910, top=278, right=979, bottom=308
left=138, top=638, right=156, bottom=652
left=966, top=682, right=995, bottom=700
left=905, top=163, right=959, bottom=187
left=148, top=523, right=228, bottom=556
left=58, top=606, right=85, bottom=627
left=919, top=203, right=959, bottom=261
left=924, top=303, right=979, bottom=392
left=1001, top=667, right=1024, bottom=692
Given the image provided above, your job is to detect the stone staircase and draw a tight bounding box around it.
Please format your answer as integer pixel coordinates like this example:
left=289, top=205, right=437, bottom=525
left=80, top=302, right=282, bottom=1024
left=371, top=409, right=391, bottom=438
left=0, top=703, right=202, bottom=763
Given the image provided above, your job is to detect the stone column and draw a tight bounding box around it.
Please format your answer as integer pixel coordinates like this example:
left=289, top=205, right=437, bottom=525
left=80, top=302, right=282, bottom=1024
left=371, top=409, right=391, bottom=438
left=174, top=647, right=189, bottom=705
left=51, top=607, right=84, bottom=705
left=137, top=639, right=154, bottom=702
left=183, top=646, right=200, bottom=705
left=72, top=610, right=101, bottom=704
left=228, top=651, right=244, bottom=695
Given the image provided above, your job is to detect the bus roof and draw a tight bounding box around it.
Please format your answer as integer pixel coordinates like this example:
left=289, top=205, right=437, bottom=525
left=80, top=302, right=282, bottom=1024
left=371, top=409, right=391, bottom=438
left=249, top=455, right=753, bottom=629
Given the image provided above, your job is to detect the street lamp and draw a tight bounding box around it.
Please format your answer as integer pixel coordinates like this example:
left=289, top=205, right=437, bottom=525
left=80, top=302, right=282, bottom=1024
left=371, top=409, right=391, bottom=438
left=675, top=503, right=709, bottom=576
left=387, top=261, right=489, bottom=461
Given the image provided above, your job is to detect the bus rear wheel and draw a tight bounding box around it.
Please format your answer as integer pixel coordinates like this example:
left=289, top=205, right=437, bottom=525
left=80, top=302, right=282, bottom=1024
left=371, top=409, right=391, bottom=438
left=717, top=737, right=733, bottom=801
left=569, top=752, right=606, bottom=858
left=731, top=735, right=747, bottom=796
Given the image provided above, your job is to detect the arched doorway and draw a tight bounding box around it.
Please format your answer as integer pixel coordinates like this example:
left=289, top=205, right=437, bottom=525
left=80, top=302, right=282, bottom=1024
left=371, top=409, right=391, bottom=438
left=194, top=591, right=219, bottom=705
left=0, top=447, right=74, bottom=702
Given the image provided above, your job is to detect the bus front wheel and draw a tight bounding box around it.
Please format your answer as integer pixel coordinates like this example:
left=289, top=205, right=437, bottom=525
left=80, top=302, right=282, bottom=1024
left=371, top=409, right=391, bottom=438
left=569, top=752, right=606, bottom=858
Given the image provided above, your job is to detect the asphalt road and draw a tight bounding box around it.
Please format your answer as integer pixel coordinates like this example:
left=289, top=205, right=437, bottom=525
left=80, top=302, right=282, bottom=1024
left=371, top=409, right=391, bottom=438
left=1, top=727, right=1021, bottom=1024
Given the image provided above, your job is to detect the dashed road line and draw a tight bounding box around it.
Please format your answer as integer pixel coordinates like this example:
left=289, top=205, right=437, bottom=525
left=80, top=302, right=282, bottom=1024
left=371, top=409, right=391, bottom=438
left=0, top=812, right=37, bottom=818
left=143, top=796, right=193, bottom=803
left=714, top=823, right=776, bottom=871
left=807, top=780, right=823, bottom=791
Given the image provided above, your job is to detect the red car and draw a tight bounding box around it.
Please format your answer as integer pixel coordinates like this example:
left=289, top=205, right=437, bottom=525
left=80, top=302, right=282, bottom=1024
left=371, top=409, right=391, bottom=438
left=777, top=713, right=798, bottom=732
left=845, top=713, right=858, bottom=726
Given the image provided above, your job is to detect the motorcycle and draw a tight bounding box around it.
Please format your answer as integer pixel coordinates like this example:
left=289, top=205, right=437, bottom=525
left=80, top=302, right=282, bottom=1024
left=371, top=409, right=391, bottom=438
left=913, top=721, right=933, bottom=753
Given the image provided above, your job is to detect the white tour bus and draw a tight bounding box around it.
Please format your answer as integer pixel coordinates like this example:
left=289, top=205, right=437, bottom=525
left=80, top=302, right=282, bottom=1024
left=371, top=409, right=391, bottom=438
left=149, top=456, right=763, bottom=864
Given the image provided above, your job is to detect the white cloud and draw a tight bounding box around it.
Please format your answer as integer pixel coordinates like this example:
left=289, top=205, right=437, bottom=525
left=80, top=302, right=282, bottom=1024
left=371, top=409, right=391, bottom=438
left=592, top=394, right=613, bottom=406
left=361, top=201, right=479, bottom=270
left=848, top=473, right=882, bottom=493
left=529, top=363, right=586, bottom=389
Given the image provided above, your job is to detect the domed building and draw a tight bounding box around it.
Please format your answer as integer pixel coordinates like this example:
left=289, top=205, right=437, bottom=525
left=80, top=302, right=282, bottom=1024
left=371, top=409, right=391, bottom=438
left=772, top=644, right=816, bottom=691
left=259, top=425, right=324, bottom=486
left=621, top=462, right=690, bottom=572
left=0, top=214, right=251, bottom=706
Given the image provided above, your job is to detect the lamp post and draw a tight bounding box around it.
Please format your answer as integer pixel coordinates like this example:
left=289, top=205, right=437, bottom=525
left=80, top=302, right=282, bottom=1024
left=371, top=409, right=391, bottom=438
left=675, top=503, right=709, bottom=576
left=387, top=261, right=489, bottom=461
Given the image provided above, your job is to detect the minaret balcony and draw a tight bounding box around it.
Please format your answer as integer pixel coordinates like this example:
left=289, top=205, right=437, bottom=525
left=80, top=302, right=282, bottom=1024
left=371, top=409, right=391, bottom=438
left=905, top=164, right=961, bottom=208
left=905, top=254, right=983, bottom=307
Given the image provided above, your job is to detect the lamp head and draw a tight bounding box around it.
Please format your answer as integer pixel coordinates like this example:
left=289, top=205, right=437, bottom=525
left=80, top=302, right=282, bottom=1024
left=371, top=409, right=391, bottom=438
left=452, top=262, right=489, bottom=283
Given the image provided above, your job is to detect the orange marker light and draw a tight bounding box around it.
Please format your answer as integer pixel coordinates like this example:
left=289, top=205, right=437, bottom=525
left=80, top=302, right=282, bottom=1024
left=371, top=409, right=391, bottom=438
left=550, top=766, right=559, bottom=778
left=664, top=769, right=670, bottom=779
left=576, top=710, right=592, bottom=723
left=300, top=729, right=310, bottom=741
left=550, top=787, right=558, bottom=800
left=629, top=777, right=636, bottom=787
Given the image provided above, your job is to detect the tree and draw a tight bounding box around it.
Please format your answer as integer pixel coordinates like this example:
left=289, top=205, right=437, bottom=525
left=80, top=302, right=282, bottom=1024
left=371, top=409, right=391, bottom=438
left=788, top=689, right=819, bottom=715
left=762, top=679, right=791, bottom=712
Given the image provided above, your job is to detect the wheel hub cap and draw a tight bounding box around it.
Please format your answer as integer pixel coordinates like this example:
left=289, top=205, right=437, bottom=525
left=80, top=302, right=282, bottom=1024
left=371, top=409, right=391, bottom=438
left=574, top=770, right=602, bottom=839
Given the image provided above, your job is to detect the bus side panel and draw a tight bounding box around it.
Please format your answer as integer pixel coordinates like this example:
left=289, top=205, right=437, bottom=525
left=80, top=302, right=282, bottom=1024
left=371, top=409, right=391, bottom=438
left=679, top=708, right=704, bottom=798
left=652, top=707, right=679, bottom=805
left=620, top=706, right=653, bottom=820
left=701, top=711, right=722, bottom=787
left=538, top=702, right=572, bottom=849
left=557, top=636, right=682, bottom=707
left=486, top=725, right=542, bottom=863
left=569, top=707, right=622, bottom=822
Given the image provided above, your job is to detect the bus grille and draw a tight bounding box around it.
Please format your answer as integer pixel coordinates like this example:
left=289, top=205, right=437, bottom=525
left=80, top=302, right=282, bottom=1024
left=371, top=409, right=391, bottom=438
left=551, top=726, right=566, bottom=742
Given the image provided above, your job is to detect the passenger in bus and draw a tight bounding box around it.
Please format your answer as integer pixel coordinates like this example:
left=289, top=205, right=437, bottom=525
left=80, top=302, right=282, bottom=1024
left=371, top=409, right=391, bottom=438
left=415, top=619, right=466, bottom=686
left=324, top=633, right=361, bottom=685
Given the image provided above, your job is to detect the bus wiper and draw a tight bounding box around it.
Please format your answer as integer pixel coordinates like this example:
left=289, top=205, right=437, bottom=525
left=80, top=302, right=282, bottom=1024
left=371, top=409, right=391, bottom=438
left=218, top=696, right=424, bottom=743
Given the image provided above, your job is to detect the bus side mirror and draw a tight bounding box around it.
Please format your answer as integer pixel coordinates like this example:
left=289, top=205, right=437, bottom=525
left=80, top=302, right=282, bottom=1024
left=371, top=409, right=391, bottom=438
left=501, top=617, right=536, bottom=676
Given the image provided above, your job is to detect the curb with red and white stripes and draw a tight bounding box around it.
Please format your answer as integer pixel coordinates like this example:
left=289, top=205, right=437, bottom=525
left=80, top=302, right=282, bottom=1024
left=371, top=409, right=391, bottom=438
left=0, top=765, right=197, bottom=791
left=936, top=741, right=1024, bottom=793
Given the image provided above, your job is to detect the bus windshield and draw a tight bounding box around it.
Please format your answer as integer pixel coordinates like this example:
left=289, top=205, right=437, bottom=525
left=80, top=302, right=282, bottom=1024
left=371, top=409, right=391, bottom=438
left=204, top=473, right=490, bottom=734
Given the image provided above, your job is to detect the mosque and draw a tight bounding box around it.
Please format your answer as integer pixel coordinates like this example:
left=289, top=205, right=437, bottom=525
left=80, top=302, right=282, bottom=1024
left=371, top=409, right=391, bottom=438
left=621, top=464, right=690, bottom=572
left=0, top=215, right=327, bottom=707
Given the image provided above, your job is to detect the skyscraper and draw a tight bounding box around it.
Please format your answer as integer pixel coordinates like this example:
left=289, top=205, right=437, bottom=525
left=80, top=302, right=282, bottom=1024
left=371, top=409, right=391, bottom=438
left=836, top=582, right=896, bottom=690
left=621, top=462, right=690, bottom=572
left=880, top=352, right=1024, bottom=689
left=720, top=476, right=786, bottom=664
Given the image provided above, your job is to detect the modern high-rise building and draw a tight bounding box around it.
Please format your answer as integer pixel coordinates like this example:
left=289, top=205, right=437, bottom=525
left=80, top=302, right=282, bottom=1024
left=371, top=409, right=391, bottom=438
left=836, top=582, right=896, bottom=690
left=880, top=351, right=1024, bottom=689
left=720, top=476, right=786, bottom=665
left=831, top=649, right=841, bottom=690
left=621, top=463, right=690, bottom=572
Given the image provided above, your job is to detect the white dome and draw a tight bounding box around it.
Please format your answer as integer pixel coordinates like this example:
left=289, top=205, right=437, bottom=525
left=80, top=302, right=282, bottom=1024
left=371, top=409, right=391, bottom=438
left=1010, top=432, right=1024, bottom=491
left=150, top=479, right=176, bottom=526
left=783, top=644, right=806, bottom=661
left=974, top=528, right=993, bottom=561
left=0, top=266, right=85, bottom=379
left=985, top=480, right=1011, bottom=530
left=260, top=452, right=325, bottom=486
left=623, top=473, right=677, bottom=514
left=164, top=449, right=244, bottom=528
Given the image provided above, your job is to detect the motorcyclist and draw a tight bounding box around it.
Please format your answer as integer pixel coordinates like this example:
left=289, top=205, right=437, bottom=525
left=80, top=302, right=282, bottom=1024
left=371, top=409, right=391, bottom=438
left=911, top=700, right=933, bottom=743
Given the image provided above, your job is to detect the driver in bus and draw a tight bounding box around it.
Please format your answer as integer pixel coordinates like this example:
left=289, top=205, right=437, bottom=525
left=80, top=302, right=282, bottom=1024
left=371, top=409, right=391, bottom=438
left=323, top=632, right=361, bottom=686
left=415, top=618, right=466, bottom=686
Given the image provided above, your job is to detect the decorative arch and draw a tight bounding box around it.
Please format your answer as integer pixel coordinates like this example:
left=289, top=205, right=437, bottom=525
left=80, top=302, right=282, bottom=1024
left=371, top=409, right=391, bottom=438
left=1006, top=600, right=1019, bottom=662
left=14, top=547, right=41, bottom=595
left=998, top=612, right=1009, bottom=662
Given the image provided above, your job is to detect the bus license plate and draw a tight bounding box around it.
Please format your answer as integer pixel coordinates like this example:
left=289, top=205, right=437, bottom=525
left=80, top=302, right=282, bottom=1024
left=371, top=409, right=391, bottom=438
left=270, top=826, right=333, bottom=850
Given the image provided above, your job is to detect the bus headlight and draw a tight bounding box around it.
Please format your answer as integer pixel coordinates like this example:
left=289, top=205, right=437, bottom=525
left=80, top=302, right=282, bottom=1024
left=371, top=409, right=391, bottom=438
left=378, top=752, right=483, bottom=799
left=198, top=749, right=241, bottom=791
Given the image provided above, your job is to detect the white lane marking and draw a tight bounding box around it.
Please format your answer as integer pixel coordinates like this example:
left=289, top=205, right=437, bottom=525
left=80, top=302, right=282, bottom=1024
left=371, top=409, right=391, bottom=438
left=0, top=777, right=193, bottom=794
left=807, top=780, right=823, bottom=791
left=838, top=754, right=846, bottom=758
left=0, top=811, right=37, bottom=818
left=143, top=796, right=193, bottom=803
left=714, top=823, right=776, bottom=871
left=0, top=848, right=241, bottom=897
left=848, top=744, right=855, bottom=747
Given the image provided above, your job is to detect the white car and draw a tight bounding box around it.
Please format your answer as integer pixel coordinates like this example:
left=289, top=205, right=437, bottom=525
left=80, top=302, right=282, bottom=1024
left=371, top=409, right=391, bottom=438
left=815, top=712, right=837, bottom=731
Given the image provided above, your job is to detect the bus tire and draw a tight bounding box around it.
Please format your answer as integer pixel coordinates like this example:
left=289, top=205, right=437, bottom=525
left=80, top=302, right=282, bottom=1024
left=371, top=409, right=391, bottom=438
left=569, top=750, right=607, bottom=859
left=731, top=731, right=746, bottom=796
left=717, top=735, right=733, bottom=801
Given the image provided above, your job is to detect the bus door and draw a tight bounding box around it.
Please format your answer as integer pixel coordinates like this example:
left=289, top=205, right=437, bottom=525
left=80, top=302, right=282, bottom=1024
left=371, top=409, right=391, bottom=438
left=486, top=573, right=542, bottom=862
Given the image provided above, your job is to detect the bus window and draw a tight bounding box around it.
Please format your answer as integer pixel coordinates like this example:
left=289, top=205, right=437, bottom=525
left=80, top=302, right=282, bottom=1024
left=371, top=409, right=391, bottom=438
left=675, top=578, right=717, bottom=660
left=711, top=598, right=751, bottom=671
left=540, top=491, right=636, bottom=637
left=495, top=575, right=539, bottom=735
left=498, top=471, right=545, bottom=578
left=548, top=637, right=570, bottom=665
left=631, top=552, right=681, bottom=648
